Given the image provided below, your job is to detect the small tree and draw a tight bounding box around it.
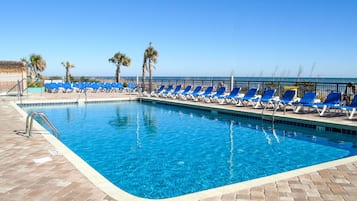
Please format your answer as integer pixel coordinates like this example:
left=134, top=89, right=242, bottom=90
left=108, top=52, right=131, bottom=83
left=61, top=61, right=75, bottom=82
left=22, top=54, right=46, bottom=82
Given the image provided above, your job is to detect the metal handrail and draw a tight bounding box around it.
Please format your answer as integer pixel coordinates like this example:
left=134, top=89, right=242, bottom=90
left=26, top=112, right=60, bottom=139
left=17, top=80, right=23, bottom=104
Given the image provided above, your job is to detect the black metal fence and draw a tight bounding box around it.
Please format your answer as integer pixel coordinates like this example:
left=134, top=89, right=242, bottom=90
left=124, top=77, right=354, bottom=100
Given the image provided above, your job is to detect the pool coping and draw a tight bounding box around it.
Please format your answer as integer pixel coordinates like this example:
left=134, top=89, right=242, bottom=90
left=13, top=97, right=357, bottom=201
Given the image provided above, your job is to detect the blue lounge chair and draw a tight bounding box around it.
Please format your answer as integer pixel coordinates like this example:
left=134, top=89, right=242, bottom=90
left=234, top=88, right=258, bottom=106
left=111, top=82, right=124, bottom=92
left=173, top=85, right=192, bottom=99
left=165, top=85, right=182, bottom=98
left=308, top=92, right=341, bottom=116
left=110, top=82, right=118, bottom=92
left=292, top=91, right=318, bottom=113
left=89, top=82, right=100, bottom=92
left=251, top=89, right=276, bottom=109
left=103, top=83, right=113, bottom=92
left=273, top=89, right=297, bottom=114
left=158, top=85, right=173, bottom=97
left=151, top=85, right=170, bottom=97
left=218, top=87, right=241, bottom=104
left=45, top=82, right=59, bottom=93
left=180, top=85, right=192, bottom=96
left=206, top=87, right=226, bottom=103
left=332, top=94, right=357, bottom=119
left=63, top=82, right=74, bottom=93
left=225, top=87, right=241, bottom=99
left=157, top=85, right=165, bottom=93
left=56, top=82, right=65, bottom=92
left=164, top=85, right=173, bottom=93
left=217, top=87, right=241, bottom=104
left=184, top=86, right=202, bottom=100
left=118, top=83, right=124, bottom=91
left=147, top=85, right=165, bottom=97
left=79, top=82, right=89, bottom=92
left=127, top=83, right=136, bottom=92
left=196, top=86, right=214, bottom=101
left=72, top=82, right=79, bottom=91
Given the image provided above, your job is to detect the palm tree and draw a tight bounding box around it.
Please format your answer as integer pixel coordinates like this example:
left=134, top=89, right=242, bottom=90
left=108, top=52, right=131, bottom=83
left=143, top=42, right=158, bottom=92
left=61, top=61, right=75, bottom=82
left=28, top=54, right=47, bottom=81
left=141, top=57, right=148, bottom=91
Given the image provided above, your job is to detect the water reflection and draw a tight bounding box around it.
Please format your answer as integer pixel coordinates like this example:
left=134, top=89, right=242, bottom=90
left=108, top=107, right=130, bottom=128
left=66, top=108, right=71, bottom=122
left=262, top=127, right=280, bottom=145
left=142, top=105, right=157, bottom=135
left=136, top=105, right=141, bottom=147
left=229, top=120, right=234, bottom=180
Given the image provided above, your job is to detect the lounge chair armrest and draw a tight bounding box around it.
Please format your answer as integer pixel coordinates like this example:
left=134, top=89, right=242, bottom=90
left=237, top=93, right=244, bottom=98
left=294, top=97, right=301, bottom=102
left=272, top=96, right=280, bottom=101
left=313, top=99, right=321, bottom=103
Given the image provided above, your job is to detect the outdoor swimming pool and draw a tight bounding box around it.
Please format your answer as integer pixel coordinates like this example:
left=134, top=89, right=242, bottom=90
left=23, top=101, right=357, bottom=199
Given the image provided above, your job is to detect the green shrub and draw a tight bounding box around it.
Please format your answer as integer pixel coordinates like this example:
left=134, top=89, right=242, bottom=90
left=78, top=76, right=100, bottom=83
left=27, top=80, right=43, bottom=87
left=48, top=76, right=62, bottom=80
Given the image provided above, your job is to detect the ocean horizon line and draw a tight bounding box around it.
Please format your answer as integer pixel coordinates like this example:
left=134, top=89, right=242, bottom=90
left=43, top=75, right=357, bottom=84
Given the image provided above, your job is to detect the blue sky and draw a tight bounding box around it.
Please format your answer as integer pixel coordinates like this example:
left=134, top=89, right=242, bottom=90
left=1, top=0, right=356, bottom=78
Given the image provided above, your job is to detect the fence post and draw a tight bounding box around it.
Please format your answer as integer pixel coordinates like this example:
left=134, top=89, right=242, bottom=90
left=278, top=82, right=281, bottom=97
left=230, top=75, right=234, bottom=92
left=314, top=82, right=317, bottom=93
left=17, top=80, right=23, bottom=102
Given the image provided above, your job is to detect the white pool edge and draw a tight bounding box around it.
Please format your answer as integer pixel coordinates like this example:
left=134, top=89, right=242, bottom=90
left=12, top=99, right=357, bottom=201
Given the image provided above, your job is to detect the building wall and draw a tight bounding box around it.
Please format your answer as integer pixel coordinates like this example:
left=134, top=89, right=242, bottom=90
left=0, top=61, right=27, bottom=94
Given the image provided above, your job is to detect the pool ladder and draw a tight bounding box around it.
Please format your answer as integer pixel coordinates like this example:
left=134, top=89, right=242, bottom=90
left=26, top=112, right=60, bottom=139
left=260, top=105, right=276, bottom=123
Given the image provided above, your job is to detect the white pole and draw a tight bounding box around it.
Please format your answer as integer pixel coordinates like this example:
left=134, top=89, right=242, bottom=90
left=230, top=71, right=234, bottom=92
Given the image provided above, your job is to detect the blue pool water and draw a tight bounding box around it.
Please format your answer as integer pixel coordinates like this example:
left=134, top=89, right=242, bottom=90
left=23, top=101, right=357, bottom=199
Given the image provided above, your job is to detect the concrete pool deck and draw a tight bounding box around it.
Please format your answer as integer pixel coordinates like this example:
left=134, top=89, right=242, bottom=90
left=1, top=92, right=357, bottom=201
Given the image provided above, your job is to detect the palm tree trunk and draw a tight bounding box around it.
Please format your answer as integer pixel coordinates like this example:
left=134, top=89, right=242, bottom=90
left=66, top=67, right=70, bottom=82
left=116, top=66, right=121, bottom=83
left=149, top=63, right=153, bottom=92
left=141, top=64, right=146, bottom=91
left=30, top=67, right=36, bottom=82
